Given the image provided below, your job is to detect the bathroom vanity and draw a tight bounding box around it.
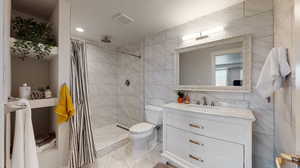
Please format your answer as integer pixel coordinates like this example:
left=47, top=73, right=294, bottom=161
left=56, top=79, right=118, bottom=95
left=162, top=103, right=255, bottom=168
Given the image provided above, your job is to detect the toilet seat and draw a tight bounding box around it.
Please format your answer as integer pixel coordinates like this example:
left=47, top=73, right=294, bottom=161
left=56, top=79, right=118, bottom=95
left=130, top=122, right=155, bottom=134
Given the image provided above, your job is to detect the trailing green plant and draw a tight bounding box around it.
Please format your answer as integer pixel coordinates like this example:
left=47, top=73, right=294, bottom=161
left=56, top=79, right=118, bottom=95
left=11, top=17, right=56, bottom=60
left=177, top=91, right=185, bottom=98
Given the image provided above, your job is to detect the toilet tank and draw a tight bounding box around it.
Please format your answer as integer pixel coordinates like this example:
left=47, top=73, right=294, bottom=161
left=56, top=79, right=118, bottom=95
left=145, top=105, right=163, bottom=125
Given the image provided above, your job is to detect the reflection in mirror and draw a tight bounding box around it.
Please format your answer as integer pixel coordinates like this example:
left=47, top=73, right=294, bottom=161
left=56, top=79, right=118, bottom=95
left=179, top=41, right=243, bottom=86
left=213, top=48, right=243, bottom=86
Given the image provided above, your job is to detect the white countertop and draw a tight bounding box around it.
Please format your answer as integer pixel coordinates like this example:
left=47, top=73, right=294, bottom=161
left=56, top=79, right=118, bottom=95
left=163, top=103, right=256, bottom=121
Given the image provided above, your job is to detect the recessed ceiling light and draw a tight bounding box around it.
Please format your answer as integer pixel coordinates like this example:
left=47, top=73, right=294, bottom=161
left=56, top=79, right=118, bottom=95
left=76, top=27, right=84, bottom=32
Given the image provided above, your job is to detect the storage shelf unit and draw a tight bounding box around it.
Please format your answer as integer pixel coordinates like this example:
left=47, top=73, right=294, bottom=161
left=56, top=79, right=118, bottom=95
left=5, top=98, right=58, bottom=168
left=10, top=37, right=58, bottom=60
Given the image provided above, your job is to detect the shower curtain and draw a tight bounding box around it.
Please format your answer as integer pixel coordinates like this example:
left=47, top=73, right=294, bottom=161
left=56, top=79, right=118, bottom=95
left=69, top=39, right=96, bottom=168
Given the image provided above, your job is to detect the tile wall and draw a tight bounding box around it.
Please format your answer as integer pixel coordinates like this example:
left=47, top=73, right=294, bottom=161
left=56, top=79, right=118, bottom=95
left=274, top=0, right=296, bottom=167
left=87, top=43, right=119, bottom=128
left=87, top=43, right=144, bottom=129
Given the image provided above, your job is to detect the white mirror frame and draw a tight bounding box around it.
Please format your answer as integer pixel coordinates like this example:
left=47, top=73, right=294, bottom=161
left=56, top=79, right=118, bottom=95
left=175, top=34, right=252, bottom=93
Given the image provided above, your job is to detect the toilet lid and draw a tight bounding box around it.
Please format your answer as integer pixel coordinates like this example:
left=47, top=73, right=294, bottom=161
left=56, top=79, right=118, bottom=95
left=130, top=122, right=155, bottom=134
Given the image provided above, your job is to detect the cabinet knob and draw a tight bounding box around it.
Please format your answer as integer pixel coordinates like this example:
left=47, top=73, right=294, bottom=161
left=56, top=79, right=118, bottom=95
left=189, top=123, right=204, bottom=129
left=189, top=154, right=204, bottom=162
left=189, top=139, right=204, bottom=146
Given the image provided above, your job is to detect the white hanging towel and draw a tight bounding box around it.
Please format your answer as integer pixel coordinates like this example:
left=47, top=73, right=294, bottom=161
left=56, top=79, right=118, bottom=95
left=12, top=99, right=39, bottom=168
left=256, top=47, right=291, bottom=99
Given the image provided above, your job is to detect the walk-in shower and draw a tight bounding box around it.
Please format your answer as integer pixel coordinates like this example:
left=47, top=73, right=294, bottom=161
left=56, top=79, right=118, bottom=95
left=85, top=41, right=144, bottom=155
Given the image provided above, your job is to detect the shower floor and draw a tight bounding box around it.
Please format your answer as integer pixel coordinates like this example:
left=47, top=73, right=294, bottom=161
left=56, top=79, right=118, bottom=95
left=93, top=124, right=130, bottom=157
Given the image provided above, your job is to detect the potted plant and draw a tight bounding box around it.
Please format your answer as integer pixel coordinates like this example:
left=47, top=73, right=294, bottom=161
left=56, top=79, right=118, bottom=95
left=10, top=17, right=56, bottom=60
left=177, top=91, right=185, bottom=104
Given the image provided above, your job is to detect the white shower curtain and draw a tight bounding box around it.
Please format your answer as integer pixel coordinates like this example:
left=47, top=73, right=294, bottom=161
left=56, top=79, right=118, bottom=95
left=69, top=39, right=96, bottom=168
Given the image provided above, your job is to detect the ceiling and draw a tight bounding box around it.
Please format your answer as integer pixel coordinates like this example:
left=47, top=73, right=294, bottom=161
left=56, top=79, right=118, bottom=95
left=71, top=0, right=243, bottom=47
left=12, top=0, right=57, bottom=20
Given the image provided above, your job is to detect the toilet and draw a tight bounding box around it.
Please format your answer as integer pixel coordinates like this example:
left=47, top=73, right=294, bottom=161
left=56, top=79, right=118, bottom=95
left=129, top=105, right=163, bottom=157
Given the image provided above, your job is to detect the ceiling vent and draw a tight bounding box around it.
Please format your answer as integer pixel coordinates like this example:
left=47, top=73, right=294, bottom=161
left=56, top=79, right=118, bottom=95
left=112, top=13, right=134, bottom=24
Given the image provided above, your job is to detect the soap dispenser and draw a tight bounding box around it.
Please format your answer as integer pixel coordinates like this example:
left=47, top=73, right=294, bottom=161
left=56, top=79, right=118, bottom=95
left=184, top=93, right=191, bottom=104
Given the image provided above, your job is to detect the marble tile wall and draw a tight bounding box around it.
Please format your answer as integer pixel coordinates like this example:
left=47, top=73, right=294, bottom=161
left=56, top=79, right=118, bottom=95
left=87, top=42, right=144, bottom=129
left=143, top=2, right=275, bottom=168
left=87, top=43, right=119, bottom=128
left=117, top=45, right=144, bottom=127
left=274, top=0, right=296, bottom=166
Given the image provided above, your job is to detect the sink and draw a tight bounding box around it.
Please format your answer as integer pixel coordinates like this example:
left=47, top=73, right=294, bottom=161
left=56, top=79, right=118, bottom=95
left=186, top=104, right=220, bottom=110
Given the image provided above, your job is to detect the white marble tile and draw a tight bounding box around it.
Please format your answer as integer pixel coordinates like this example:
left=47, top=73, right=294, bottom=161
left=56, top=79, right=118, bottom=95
left=87, top=44, right=119, bottom=128
left=245, top=0, right=273, bottom=17
left=253, top=132, right=275, bottom=168
left=91, top=107, right=118, bottom=128
left=87, top=44, right=118, bottom=66
left=116, top=46, right=144, bottom=128
left=87, top=42, right=144, bottom=129
left=93, top=124, right=129, bottom=157
left=273, top=0, right=296, bottom=156
left=94, top=143, right=162, bottom=168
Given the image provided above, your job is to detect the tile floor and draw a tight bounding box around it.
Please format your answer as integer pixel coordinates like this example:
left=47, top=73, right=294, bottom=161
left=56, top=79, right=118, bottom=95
left=93, top=124, right=129, bottom=157
left=92, top=124, right=163, bottom=168
left=94, top=143, right=162, bottom=168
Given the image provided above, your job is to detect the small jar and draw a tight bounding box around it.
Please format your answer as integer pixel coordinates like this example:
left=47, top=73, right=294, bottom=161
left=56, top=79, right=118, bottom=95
left=44, top=86, right=52, bottom=98
left=184, top=95, right=191, bottom=104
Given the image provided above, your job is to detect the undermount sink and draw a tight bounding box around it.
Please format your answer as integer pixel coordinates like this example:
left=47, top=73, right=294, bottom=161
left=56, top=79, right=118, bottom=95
left=164, top=103, right=255, bottom=121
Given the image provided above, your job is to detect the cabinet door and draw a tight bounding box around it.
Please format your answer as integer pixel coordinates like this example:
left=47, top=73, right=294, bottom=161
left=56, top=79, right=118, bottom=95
left=187, top=132, right=244, bottom=168
left=165, top=126, right=189, bottom=162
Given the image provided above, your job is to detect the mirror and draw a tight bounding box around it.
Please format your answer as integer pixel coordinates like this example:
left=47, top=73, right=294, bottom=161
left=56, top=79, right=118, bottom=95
left=177, top=35, right=252, bottom=92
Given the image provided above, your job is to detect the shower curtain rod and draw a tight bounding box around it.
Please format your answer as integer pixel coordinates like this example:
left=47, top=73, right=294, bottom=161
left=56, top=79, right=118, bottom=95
left=117, top=50, right=142, bottom=59
left=71, top=37, right=142, bottom=59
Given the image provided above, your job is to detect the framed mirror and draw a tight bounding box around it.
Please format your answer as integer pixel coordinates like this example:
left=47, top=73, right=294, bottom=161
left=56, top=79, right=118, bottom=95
left=176, top=35, right=252, bottom=92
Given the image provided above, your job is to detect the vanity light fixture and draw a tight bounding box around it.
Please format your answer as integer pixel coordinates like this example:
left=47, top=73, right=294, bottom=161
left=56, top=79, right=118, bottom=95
left=182, top=32, right=201, bottom=41
left=182, top=26, right=225, bottom=42
left=201, top=26, right=224, bottom=36
left=76, top=27, right=85, bottom=32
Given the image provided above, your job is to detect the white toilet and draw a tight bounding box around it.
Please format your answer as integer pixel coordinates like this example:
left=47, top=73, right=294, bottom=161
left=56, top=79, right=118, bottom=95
left=129, top=105, right=163, bottom=157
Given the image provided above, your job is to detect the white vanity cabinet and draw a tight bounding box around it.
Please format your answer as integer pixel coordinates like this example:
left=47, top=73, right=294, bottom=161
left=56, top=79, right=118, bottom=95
left=162, top=103, right=256, bottom=168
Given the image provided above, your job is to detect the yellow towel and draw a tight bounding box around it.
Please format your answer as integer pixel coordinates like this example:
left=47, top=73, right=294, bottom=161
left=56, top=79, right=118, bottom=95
left=55, top=84, right=75, bottom=123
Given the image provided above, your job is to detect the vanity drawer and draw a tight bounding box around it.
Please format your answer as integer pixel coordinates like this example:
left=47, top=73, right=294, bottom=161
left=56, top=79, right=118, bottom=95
left=187, top=132, right=244, bottom=168
left=165, top=111, right=245, bottom=143
left=165, top=125, right=244, bottom=168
